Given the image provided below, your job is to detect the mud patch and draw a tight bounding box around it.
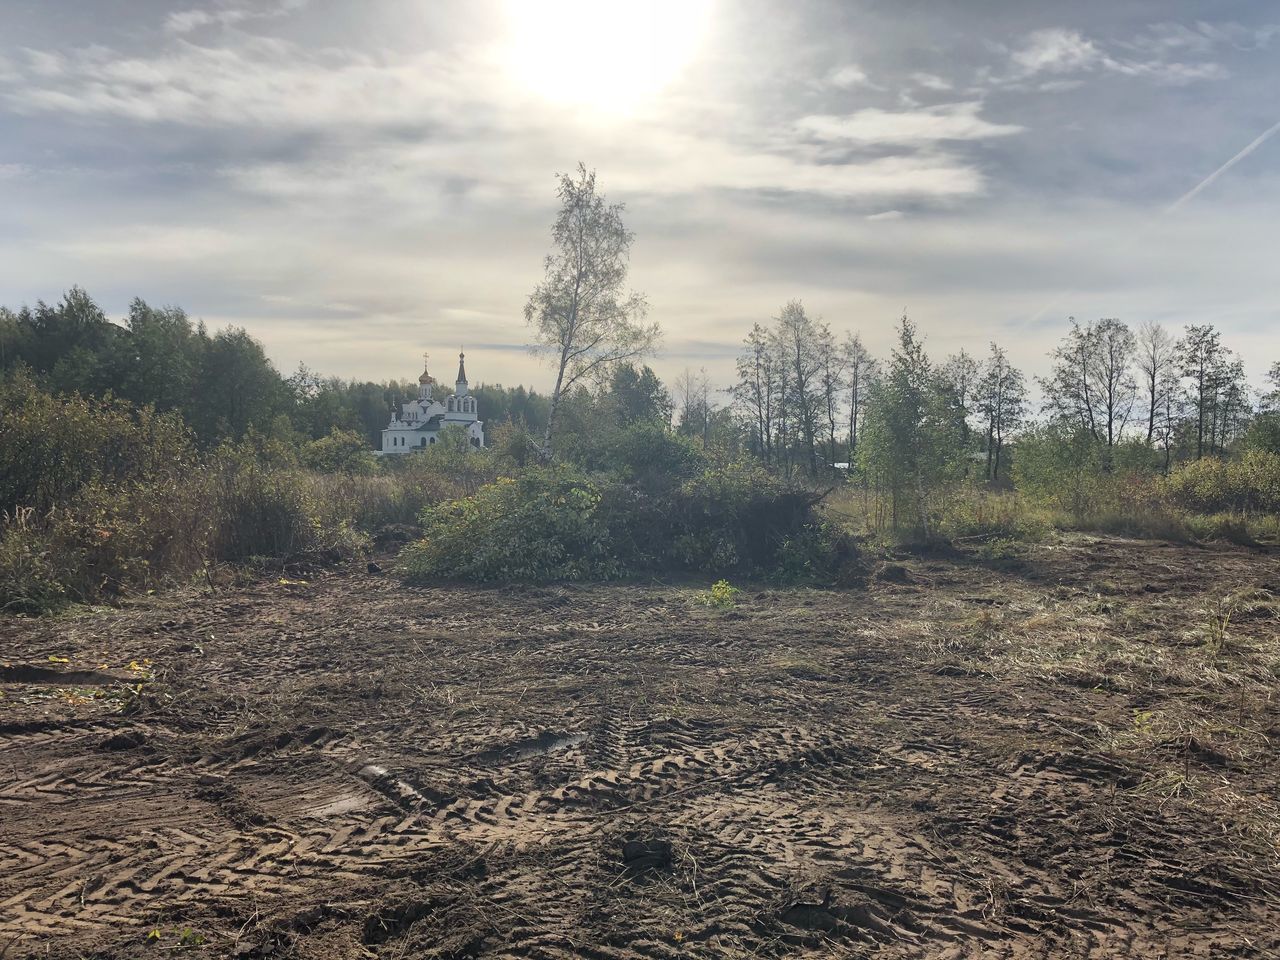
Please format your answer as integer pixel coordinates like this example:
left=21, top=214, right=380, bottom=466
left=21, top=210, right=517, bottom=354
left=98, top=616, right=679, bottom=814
left=621, top=837, right=674, bottom=874
left=355, top=763, right=453, bottom=810
left=473, top=729, right=587, bottom=764
left=0, top=663, right=124, bottom=685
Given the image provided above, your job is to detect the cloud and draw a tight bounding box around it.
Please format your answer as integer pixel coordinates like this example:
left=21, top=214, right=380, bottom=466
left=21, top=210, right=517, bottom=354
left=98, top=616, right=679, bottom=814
left=796, top=102, right=1023, bottom=146
left=1, top=38, right=497, bottom=129
left=1103, top=59, right=1226, bottom=84
left=1004, top=25, right=1230, bottom=87
left=224, top=129, right=992, bottom=206
left=1011, top=29, right=1101, bottom=75
left=0, top=35, right=996, bottom=205
left=47, top=225, right=239, bottom=262
left=6, top=3, right=1275, bottom=393
left=910, top=73, right=953, bottom=92
left=165, top=0, right=309, bottom=35
left=1121, top=21, right=1280, bottom=57
left=23, top=48, right=67, bottom=79
left=826, top=64, right=871, bottom=89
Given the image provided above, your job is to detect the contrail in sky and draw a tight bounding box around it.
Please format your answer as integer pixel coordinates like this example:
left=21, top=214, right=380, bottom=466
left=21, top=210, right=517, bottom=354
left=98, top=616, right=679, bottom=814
left=1165, top=117, right=1280, bottom=213
left=1029, top=116, right=1280, bottom=324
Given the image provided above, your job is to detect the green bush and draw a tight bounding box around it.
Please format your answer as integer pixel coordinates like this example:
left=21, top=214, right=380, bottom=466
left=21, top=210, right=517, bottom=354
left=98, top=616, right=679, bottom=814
left=933, top=490, right=1051, bottom=543
left=1245, top=413, right=1280, bottom=455
left=665, top=460, right=821, bottom=572
left=302, top=428, right=376, bottom=474
left=1162, top=451, right=1280, bottom=514
left=1012, top=426, right=1106, bottom=519
left=696, top=579, right=740, bottom=608
left=776, top=520, right=858, bottom=580
left=47, top=477, right=211, bottom=599
left=598, top=424, right=705, bottom=489
left=0, top=371, right=196, bottom=514
left=0, top=509, right=66, bottom=614
left=400, top=450, right=842, bottom=584
left=206, top=445, right=327, bottom=562
left=402, top=465, right=620, bottom=582
left=0, top=378, right=505, bottom=612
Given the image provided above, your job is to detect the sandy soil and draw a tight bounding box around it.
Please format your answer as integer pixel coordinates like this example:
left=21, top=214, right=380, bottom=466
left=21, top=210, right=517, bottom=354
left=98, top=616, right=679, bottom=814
left=2, top=535, right=1279, bottom=958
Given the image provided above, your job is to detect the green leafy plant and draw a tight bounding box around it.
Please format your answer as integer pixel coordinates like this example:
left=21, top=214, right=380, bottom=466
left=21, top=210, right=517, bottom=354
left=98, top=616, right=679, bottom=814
left=401, top=465, right=621, bottom=582
left=696, top=579, right=740, bottom=608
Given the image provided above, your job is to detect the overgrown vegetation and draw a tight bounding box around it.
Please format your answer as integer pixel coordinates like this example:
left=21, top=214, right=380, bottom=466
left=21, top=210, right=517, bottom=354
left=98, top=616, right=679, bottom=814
left=0, top=371, right=494, bottom=612
left=401, top=431, right=843, bottom=583
left=3, top=167, right=1279, bottom=612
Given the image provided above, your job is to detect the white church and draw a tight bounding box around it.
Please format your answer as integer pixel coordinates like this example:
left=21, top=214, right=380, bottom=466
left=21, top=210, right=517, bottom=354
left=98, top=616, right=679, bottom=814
left=378, top=351, right=485, bottom=454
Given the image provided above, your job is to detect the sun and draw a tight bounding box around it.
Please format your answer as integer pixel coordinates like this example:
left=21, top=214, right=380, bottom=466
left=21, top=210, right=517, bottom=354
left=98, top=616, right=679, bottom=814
left=503, top=0, right=713, bottom=113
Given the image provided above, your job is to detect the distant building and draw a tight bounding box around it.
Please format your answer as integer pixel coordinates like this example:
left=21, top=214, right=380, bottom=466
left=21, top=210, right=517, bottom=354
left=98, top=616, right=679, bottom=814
left=378, top=350, right=484, bottom=454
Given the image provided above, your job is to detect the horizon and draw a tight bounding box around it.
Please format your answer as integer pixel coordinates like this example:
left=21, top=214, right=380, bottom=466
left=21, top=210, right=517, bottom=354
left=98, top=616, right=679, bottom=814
left=2, top=1, right=1278, bottom=392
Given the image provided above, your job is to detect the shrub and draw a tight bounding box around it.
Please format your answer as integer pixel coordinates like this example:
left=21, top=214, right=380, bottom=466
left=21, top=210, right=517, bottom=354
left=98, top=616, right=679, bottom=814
left=0, top=372, right=196, bottom=514
left=1012, top=426, right=1106, bottom=520
left=206, top=445, right=325, bottom=562
left=0, top=379, right=507, bottom=611
left=397, top=440, right=844, bottom=584
left=1162, top=451, right=1280, bottom=514
left=0, top=509, right=65, bottom=614
left=599, top=424, right=705, bottom=490
left=696, top=579, right=740, bottom=608
left=47, top=477, right=211, bottom=598
left=663, top=460, right=822, bottom=572
left=776, top=520, right=859, bottom=580
left=400, top=445, right=844, bottom=583
left=402, top=465, right=621, bottom=582
left=1245, top=413, right=1280, bottom=455
left=302, top=428, right=376, bottom=474
left=933, top=490, right=1051, bottom=543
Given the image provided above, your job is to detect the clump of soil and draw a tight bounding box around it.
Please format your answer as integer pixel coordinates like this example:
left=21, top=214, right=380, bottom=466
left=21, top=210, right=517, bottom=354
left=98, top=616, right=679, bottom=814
left=874, top=562, right=912, bottom=583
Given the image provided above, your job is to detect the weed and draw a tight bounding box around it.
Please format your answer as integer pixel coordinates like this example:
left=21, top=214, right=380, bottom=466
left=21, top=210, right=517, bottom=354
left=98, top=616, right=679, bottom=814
left=1202, top=593, right=1240, bottom=654
left=696, top=579, right=741, bottom=609
left=178, top=927, right=206, bottom=947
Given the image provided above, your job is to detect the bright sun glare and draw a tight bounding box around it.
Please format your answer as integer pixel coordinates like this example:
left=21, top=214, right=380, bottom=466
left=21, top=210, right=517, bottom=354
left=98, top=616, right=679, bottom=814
left=504, top=0, right=714, bottom=112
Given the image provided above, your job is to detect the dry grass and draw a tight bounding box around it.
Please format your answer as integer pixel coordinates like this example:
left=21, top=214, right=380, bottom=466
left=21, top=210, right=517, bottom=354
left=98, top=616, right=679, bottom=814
left=894, top=539, right=1280, bottom=872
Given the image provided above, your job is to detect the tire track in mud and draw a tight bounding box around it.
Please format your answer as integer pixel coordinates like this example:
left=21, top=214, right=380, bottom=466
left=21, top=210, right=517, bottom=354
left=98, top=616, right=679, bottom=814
left=3, top=718, right=1122, bottom=954
left=3, top=551, right=1280, bottom=958
left=0, top=720, right=846, bottom=943
left=2, top=705, right=1270, bottom=956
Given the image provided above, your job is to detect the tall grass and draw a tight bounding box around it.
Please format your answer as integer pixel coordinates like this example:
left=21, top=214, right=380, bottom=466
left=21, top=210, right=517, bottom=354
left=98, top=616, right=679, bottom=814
left=827, top=452, right=1280, bottom=550
left=0, top=456, right=474, bottom=613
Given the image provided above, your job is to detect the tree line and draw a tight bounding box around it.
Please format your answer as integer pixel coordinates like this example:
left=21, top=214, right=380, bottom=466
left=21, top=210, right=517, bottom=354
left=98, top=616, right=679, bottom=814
left=5, top=163, right=1277, bottom=499
left=0, top=289, right=550, bottom=448
left=713, top=308, right=1276, bottom=486
left=516, top=166, right=1278, bottom=498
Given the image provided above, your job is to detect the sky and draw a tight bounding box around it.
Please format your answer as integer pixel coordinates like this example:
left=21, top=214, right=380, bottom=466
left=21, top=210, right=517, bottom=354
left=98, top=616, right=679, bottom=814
left=1, top=0, right=1278, bottom=393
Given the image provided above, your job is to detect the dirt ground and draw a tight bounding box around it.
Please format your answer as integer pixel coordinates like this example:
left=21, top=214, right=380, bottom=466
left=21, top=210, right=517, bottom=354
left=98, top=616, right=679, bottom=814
left=3, top=536, right=1279, bottom=959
